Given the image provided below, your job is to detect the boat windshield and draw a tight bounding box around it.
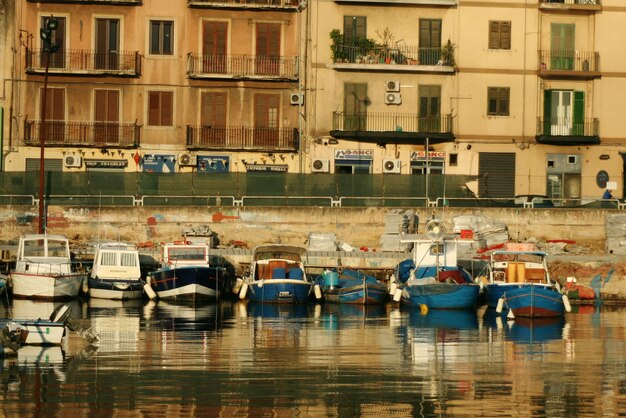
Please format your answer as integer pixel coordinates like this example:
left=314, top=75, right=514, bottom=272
left=168, top=247, right=206, bottom=261
left=493, top=252, right=544, bottom=264
left=23, top=239, right=68, bottom=258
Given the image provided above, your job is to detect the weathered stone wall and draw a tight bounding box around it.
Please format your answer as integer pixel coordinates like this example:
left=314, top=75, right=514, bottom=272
left=0, top=205, right=611, bottom=253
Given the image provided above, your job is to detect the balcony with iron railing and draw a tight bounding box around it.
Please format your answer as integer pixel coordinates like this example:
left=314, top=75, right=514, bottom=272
left=539, top=0, right=601, bottom=12
left=187, top=54, right=298, bottom=80
left=186, top=126, right=299, bottom=152
left=330, top=44, right=455, bottom=74
left=188, top=0, right=300, bottom=9
left=536, top=117, right=600, bottom=145
left=24, top=120, right=141, bottom=148
left=25, top=48, right=142, bottom=77
left=27, top=0, right=141, bottom=3
left=330, top=112, right=454, bottom=144
left=538, top=50, right=600, bottom=79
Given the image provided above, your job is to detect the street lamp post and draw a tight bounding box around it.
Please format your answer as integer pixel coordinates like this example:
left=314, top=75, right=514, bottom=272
left=38, top=17, right=59, bottom=234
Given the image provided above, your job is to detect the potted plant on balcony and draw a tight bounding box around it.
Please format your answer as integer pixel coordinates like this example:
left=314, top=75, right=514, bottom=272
left=330, top=29, right=346, bottom=63
left=440, top=39, right=456, bottom=68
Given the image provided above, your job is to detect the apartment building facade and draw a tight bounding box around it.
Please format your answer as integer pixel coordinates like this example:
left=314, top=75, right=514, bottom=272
left=307, top=0, right=626, bottom=201
left=1, top=0, right=625, bottom=201
left=4, top=0, right=302, bottom=174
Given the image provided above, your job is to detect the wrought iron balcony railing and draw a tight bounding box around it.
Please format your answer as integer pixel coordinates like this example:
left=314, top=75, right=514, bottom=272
left=25, top=48, right=142, bottom=77
left=188, top=0, right=300, bottom=8
left=187, top=54, right=298, bottom=79
left=538, top=50, right=600, bottom=74
left=332, top=45, right=453, bottom=67
left=539, top=0, right=600, bottom=7
left=27, top=0, right=141, bottom=3
left=24, top=120, right=141, bottom=148
left=536, top=117, right=599, bottom=137
left=332, top=112, right=453, bottom=134
left=186, top=126, right=298, bottom=151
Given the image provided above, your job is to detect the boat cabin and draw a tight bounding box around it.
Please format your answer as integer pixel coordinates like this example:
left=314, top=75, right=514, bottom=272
left=162, top=243, right=210, bottom=266
left=489, top=251, right=549, bottom=284
left=91, top=242, right=141, bottom=280
left=15, top=234, right=74, bottom=275
left=251, top=245, right=306, bottom=281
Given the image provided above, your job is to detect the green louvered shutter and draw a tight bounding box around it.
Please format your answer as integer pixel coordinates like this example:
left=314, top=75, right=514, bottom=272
left=543, top=90, right=552, bottom=135
left=573, top=91, right=584, bottom=135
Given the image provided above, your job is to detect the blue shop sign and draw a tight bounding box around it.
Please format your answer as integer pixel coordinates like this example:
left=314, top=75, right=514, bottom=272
left=197, top=156, right=230, bottom=173
left=142, top=154, right=176, bottom=173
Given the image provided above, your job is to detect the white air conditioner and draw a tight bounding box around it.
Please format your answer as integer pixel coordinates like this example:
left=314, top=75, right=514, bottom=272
left=311, top=158, right=330, bottom=173
left=290, top=92, right=304, bottom=105
left=383, top=159, right=401, bottom=174
left=386, top=80, right=400, bottom=92
left=178, top=153, right=197, bottom=166
left=385, top=92, right=402, bottom=105
left=64, top=154, right=82, bottom=168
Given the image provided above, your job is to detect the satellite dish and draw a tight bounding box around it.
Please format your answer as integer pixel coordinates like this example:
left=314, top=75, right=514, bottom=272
left=426, top=220, right=447, bottom=240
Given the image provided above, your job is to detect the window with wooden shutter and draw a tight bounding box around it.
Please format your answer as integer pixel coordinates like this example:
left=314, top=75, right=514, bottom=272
left=201, top=92, right=227, bottom=146
left=148, top=91, right=173, bottom=126
left=203, top=21, right=227, bottom=73
left=254, top=94, right=279, bottom=147
left=487, top=87, right=510, bottom=116
left=489, top=21, right=511, bottom=50
left=94, top=90, right=120, bottom=144
left=256, top=23, right=281, bottom=75
left=150, top=20, right=174, bottom=55
left=343, top=16, right=366, bottom=46
left=40, top=87, right=65, bottom=143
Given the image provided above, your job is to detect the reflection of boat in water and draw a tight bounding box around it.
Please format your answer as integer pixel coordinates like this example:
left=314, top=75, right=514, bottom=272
left=246, top=302, right=312, bottom=319
left=16, top=345, right=65, bottom=365
left=155, top=300, right=228, bottom=332
left=507, top=316, right=565, bottom=343
left=321, top=302, right=387, bottom=319
left=407, top=308, right=479, bottom=330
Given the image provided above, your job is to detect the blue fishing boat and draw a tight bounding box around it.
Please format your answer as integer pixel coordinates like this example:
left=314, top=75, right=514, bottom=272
left=313, top=269, right=388, bottom=305
left=239, top=244, right=312, bottom=304
left=146, top=242, right=235, bottom=301
left=391, top=219, right=480, bottom=309
left=483, top=243, right=570, bottom=318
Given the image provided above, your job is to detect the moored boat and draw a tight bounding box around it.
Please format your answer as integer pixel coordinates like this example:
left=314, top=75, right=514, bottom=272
left=146, top=241, right=235, bottom=301
left=9, top=234, right=86, bottom=300
left=391, top=219, right=480, bottom=309
left=239, top=244, right=312, bottom=304
left=88, top=242, right=144, bottom=300
left=483, top=243, right=570, bottom=318
left=313, top=269, right=388, bottom=305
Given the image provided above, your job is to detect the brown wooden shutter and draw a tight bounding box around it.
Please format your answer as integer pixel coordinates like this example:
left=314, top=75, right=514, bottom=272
left=201, top=92, right=226, bottom=126
left=148, top=92, right=160, bottom=125
left=95, top=90, right=119, bottom=122
left=256, top=23, right=280, bottom=57
left=161, top=92, right=173, bottom=126
left=501, top=22, right=511, bottom=50
left=489, top=21, right=500, bottom=49
left=41, top=88, right=64, bottom=120
left=203, top=21, right=227, bottom=55
left=500, top=88, right=510, bottom=115
left=254, top=94, right=279, bottom=128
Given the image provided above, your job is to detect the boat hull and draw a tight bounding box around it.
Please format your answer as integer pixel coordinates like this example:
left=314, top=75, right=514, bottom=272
left=88, top=277, right=144, bottom=300
left=503, top=284, right=565, bottom=318
left=322, top=282, right=388, bottom=305
left=246, top=279, right=312, bottom=304
left=484, top=283, right=533, bottom=308
left=150, top=266, right=233, bottom=301
left=16, top=320, right=66, bottom=345
left=401, top=283, right=480, bottom=309
left=10, top=272, right=85, bottom=300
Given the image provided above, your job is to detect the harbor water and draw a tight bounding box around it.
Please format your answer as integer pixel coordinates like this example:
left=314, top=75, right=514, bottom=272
left=1, top=299, right=625, bottom=417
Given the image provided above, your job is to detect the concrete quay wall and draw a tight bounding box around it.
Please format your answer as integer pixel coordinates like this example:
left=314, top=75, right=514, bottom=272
left=0, top=205, right=611, bottom=253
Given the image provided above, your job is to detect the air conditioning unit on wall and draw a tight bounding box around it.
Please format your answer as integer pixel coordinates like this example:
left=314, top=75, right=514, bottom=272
left=385, top=92, right=402, bottom=105
left=386, top=80, right=400, bottom=92
left=383, top=159, right=401, bottom=174
left=64, top=154, right=82, bottom=168
left=311, top=158, right=330, bottom=173
left=290, top=93, right=304, bottom=105
left=178, top=153, right=197, bottom=166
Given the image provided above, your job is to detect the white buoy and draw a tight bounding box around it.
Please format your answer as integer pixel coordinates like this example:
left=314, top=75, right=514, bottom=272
left=143, top=282, right=157, bottom=300
left=239, top=282, right=248, bottom=300
left=314, top=284, right=322, bottom=300
left=82, top=278, right=89, bottom=295
left=562, top=294, right=572, bottom=313
left=496, top=297, right=505, bottom=313
left=507, top=309, right=515, bottom=319
left=232, top=278, right=243, bottom=295
left=393, top=288, right=402, bottom=303
left=389, top=281, right=397, bottom=295
left=258, top=280, right=264, bottom=288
